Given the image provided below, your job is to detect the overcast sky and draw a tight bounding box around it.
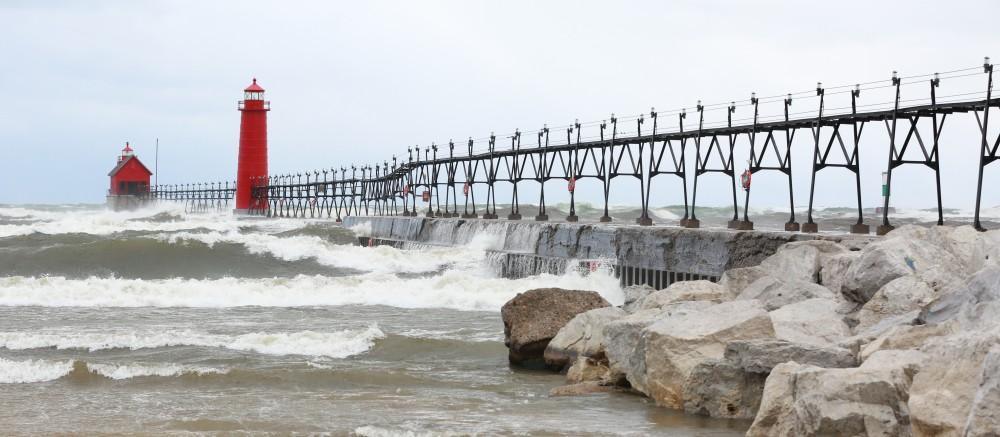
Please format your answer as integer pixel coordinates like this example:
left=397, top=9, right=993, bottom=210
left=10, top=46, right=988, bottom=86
left=1, top=0, right=997, bottom=211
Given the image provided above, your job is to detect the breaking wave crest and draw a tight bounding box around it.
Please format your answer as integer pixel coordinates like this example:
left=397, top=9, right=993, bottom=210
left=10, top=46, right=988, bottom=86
left=0, top=270, right=623, bottom=311
left=0, top=325, right=385, bottom=359
left=0, top=357, right=75, bottom=383
left=155, top=230, right=481, bottom=274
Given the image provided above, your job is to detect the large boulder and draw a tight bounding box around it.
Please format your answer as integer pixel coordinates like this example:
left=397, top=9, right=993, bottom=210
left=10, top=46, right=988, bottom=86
left=909, top=329, right=1000, bottom=436
left=682, top=358, right=767, bottom=419
left=501, top=288, right=610, bottom=368
left=635, top=280, right=727, bottom=311
left=858, top=322, right=955, bottom=362
left=641, top=300, right=774, bottom=409
left=621, top=284, right=655, bottom=313
left=770, top=298, right=852, bottom=346
left=544, top=306, right=626, bottom=370
left=920, top=263, right=1000, bottom=330
left=718, top=266, right=768, bottom=298
left=759, top=240, right=849, bottom=283
left=747, top=358, right=916, bottom=437
left=820, top=251, right=860, bottom=296
left=725, top=339, right=856, bottom=373
left=683, top=339, right=855, bottom=421
left=737, top=276, right=839, bottom=311
left=603, top=301, right=713, bottom=393
left=842, top=225, right=967, bottom=304
left=966, top=345, right=1000, bottom=436
left=856, top=276, right=937, bottom=332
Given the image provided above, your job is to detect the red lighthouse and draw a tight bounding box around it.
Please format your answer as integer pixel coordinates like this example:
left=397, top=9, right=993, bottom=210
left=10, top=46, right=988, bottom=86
left=235, top=78, right=270, bottom=213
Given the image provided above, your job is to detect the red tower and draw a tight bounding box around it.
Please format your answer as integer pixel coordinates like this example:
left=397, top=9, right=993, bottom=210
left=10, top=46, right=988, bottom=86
left=235, top=78, right=270, bottom=213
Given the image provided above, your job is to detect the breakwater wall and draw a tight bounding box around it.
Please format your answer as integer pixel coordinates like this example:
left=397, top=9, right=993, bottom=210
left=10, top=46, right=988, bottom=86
left=345, top=216, right=874, bottom=289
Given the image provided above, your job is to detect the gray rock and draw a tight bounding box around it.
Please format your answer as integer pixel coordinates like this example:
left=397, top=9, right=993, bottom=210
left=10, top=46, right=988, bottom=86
left=603, top=302, right=713, bottom=393
left=724, top=339, right=856, bottom=373
left=920, top=263, right=1000, bottom=330
left=635, top=280, right=726, bottom=311
left=737, top=276, right=839, bottom=311
left=682, top=358, right=767, bottom=419
left=621, top=284, right=655, bottom=313
left=820, top=251, right=859, bottom=296
left=858, top=322, right=956, bottom=362
left=641, top=300, right=775, bottom=409
left=759, top=240, right=848, bottom=284
left=770, top=298, right=852, bottom=346
left=501, top=288, right=610, bottom=369
left=857, top=276, right=937, bottom=332
left=859, top=349, right=926, bottom=377
left=544, top=306, right=626, bottom=370
left=842, top=225, right=966, bottom=304
left=748, top=361, right=916, bottom=437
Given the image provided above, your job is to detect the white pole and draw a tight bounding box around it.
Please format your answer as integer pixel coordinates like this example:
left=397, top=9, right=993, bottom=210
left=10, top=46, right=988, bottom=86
left=155, top=138, right=159, bottom=187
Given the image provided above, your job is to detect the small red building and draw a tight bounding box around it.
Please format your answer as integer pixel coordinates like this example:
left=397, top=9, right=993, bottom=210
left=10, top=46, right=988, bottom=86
left=108, top=142, right=152, bottom=196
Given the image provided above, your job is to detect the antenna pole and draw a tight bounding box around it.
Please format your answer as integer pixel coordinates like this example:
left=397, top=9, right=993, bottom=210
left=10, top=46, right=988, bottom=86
left=155, top=138, right=159, bottom=187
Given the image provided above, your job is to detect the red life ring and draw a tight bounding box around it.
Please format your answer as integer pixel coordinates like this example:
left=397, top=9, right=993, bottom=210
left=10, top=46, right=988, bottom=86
left=463, top=182, right=470, bottom=196
left=568, top=177, right=577, bottom=193
left=402, top=184, right=410, bottom=195
left=740, top=170, right=752, bottom=191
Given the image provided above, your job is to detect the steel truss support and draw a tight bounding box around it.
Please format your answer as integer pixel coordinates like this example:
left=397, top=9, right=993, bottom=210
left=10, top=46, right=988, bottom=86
left=803, top=82, right=869, bottom=234
left=974, top=61, right=998, bottom=231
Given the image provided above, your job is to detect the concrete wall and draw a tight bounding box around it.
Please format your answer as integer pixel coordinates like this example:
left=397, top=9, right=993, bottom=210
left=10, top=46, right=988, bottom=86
left=344, top=216, right=872, bottom=278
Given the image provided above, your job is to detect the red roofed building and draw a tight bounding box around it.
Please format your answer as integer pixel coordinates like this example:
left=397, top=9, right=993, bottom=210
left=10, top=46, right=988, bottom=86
left=108, top=142, right=152, bottom=196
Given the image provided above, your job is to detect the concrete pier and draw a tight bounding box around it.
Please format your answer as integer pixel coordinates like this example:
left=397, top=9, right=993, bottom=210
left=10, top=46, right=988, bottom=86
left=345, top=216, right=874, bottom=288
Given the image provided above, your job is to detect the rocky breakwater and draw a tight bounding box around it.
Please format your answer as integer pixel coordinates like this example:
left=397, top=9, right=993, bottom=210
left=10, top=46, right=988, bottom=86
left=504, top=225, right=1000, bottom=436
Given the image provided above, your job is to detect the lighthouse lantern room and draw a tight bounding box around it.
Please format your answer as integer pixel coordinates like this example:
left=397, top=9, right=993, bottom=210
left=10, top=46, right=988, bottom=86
left=235, top=78, right=270, bottom=214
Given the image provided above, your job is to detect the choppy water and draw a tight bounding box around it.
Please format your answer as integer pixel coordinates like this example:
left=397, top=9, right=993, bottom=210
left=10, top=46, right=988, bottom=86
left=0, top=204, right=758, bottom=436
left=2, top=203, right=995, bottom=435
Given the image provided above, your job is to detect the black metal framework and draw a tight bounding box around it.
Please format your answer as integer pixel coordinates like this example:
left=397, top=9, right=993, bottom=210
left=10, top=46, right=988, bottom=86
left=148, top=61, right=999, bottom=233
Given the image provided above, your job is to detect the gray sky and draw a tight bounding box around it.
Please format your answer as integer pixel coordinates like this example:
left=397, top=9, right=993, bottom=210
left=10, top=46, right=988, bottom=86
left=1, top=0, right=997, bottom=210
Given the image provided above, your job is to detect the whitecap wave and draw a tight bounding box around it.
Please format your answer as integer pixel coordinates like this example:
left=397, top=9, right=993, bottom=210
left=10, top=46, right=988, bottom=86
left=0, top=325, right=385, bottom=359
left=0, top=269, right=622, bottom=311
left=87, top=363, right=228, bottom=380
left=355, top=425, right=462, bottom=437
left=155, top=230, right=479, bottom=274
left=0, top=357, right=74, bottom=383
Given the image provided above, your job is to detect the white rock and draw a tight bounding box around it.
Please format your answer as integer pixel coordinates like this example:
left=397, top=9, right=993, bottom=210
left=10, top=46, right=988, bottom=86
left=621, top=284, right=655, bottom=313
left=965, top=345, right=1000, bottom=436
left=843, top=225, right=966, bottom=304
left=921, top=263, right=1000, bottom=331
left=748, top=360, right=915, bottom=437
left=856, top=276, right=937, bottom=332
left=858, top=322, right=955, bottom=362
left=737, top=275, right=839, bottom=311
left=544, top=306, right=627, bottom=370
left=602, top=302, right=713, bottom=393
left=770, top=298, right=852, bottom=346
left=718, top=266, right=768, bottom=298
left=635, top=280, right=726, bottom=311
left=641, top=300, right=774, bottom=409
left=909, top=329, right=1000, bottom=436
left=759, top=243, right=824, bottom=283
left=820, top=251, right=860, bottom=295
